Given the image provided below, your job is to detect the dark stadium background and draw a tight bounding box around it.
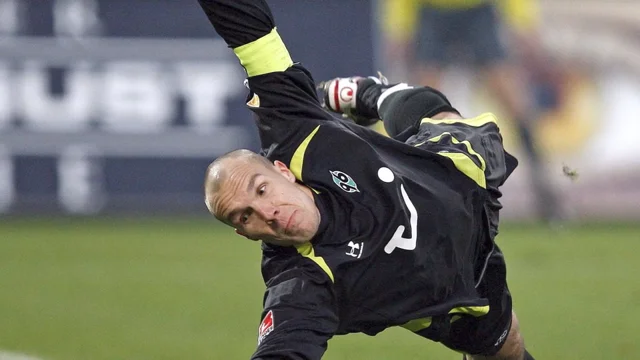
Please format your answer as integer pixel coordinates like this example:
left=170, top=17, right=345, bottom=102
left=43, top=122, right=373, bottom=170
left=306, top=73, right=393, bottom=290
left=1, top=1, right=639, bottom=359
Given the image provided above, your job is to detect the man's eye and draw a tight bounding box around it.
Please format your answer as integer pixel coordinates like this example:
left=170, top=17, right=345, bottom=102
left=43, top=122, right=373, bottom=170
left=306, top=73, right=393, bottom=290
left=241, top=214, right=250, bottom=224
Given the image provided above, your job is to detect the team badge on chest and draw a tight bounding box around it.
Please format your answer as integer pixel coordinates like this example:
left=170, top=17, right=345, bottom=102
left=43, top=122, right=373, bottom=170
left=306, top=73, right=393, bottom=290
left=330, top=170, right=359, bottom=193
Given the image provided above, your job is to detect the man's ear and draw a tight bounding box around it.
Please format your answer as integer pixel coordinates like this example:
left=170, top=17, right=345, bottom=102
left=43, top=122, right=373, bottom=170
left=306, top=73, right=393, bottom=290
left=273, top=160, right=296, bottom=183
left=235, top=228, right=259, bottom=241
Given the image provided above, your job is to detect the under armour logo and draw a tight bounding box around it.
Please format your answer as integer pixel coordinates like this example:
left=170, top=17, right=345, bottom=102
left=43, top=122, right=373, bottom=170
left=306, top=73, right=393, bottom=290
left=345, top=241, right=364, bottom=258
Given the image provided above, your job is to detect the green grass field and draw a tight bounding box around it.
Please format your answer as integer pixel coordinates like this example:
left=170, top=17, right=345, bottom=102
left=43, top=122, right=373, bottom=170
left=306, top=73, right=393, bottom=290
left=1, top=217, right=639, bottom=360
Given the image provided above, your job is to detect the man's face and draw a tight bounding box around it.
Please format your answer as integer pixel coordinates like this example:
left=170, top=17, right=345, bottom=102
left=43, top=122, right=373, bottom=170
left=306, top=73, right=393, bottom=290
left=209, top=160, right=320, bottom=246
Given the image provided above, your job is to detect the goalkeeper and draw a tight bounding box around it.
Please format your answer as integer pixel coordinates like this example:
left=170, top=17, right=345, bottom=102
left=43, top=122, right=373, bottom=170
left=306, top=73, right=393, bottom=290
left=198, top=0, right=534, bottom=359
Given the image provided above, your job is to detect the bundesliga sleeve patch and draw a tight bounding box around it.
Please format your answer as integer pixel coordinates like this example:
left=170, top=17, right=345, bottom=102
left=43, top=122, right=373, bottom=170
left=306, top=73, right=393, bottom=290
left=257, top=310, right=275, bottom=345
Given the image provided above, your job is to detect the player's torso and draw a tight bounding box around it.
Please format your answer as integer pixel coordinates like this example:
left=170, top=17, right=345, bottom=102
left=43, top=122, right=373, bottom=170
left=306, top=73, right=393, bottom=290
left=268, top=121, right=491, bottom=334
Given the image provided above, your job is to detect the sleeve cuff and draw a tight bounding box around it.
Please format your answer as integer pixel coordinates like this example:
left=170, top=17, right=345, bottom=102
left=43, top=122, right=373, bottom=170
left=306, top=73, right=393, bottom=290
left=233, top=28, right=293, bottom=77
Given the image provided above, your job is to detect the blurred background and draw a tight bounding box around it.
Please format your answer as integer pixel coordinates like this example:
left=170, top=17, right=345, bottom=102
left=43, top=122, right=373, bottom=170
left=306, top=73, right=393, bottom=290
left=0, top=0, right=638, bottom=359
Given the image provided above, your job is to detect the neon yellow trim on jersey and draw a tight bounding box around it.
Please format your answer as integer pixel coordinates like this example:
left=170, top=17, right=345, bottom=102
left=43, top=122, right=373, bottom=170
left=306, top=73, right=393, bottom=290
left=426, top=132, right=487, bottom=171
left=401, top=317, right=433, bottom=332
left=414, top=131, right=487, bottom=188
left=437, top=152, right=486, bottom=188
left=448, top=305, right=490, bottom=317
left=233, top=28, right=293, bottom=77
left=401, top=305, right=489, bottom=332
left=290, top=125, right=321, bottom=181
left=420, top=112, right=497, bottom=128
left=295, top=242, right=334, bottom=282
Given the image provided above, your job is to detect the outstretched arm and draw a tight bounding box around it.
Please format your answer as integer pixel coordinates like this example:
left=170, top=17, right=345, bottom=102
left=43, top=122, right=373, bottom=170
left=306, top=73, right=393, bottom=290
left=251, top=266, right=338, bottom=360
left=198, top=0, right=287, bottom=74
left=197, top=0, right=335, bottom=159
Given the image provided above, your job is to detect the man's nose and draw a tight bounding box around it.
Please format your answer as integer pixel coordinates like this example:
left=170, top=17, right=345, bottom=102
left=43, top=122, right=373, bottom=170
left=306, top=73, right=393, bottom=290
left=256, top=202, right=279, bottom=225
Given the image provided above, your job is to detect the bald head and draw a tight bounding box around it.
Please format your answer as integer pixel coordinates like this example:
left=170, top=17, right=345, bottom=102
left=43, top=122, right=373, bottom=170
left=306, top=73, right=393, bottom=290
left=204, top=149, right=273, bottom=215
left=203, top=149, right=321, bottom=245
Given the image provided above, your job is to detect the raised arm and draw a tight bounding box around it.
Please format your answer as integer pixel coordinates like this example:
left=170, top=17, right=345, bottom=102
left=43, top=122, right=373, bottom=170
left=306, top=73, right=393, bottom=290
left=197, top=0, right=336, bottom=159
left=198, top=0, right=286, bottom=72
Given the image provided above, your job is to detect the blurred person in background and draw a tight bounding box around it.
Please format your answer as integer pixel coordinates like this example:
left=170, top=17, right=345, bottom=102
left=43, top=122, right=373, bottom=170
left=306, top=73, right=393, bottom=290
left=381, top=0, right=562, bottom=223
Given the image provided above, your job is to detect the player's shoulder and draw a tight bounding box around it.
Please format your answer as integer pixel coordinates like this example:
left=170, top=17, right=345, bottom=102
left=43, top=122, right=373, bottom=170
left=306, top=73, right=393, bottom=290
left=301, top=120, right=381, bottom=157
left=260, top=243, right=332, bottom=286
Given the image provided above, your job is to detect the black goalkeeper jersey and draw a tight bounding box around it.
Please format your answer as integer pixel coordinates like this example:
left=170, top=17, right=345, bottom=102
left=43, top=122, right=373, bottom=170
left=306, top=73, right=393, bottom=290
left=198, top=1, right=517, bottom=359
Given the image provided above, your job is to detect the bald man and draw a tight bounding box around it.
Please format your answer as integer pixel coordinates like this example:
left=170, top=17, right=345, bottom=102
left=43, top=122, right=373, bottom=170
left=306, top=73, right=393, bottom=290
left=198, top=1, right=534, bottom=359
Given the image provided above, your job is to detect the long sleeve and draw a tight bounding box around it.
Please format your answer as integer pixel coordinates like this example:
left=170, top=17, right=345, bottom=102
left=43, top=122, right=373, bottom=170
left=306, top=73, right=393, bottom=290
left=198, top=0, right=292, bottom=77
left=198, top=0, right=274, bottom=49
left=197, top=0, right=337, bottom=167
left=251, top=266, right=338, bottom=360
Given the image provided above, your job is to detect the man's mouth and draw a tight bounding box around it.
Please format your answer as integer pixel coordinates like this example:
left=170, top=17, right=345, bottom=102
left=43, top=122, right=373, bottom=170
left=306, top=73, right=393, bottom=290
left=284, top=210, right=297, bottom=234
